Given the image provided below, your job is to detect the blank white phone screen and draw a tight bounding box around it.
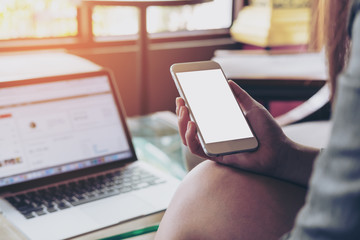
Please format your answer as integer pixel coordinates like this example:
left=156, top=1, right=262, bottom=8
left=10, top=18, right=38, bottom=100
left=176, top=69, right=253, bottom=144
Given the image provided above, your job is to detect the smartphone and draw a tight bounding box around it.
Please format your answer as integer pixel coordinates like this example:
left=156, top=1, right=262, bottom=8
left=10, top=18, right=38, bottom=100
left=170, top=60, right=258, bottom=157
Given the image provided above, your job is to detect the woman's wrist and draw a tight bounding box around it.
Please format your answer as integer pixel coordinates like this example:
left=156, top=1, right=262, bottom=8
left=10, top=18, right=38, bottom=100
left=274, top=139, right=320, bottom=187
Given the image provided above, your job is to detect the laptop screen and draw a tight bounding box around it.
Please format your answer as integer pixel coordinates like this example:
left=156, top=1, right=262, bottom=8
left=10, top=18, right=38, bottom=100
left=0, top=72, right=133, bottom=187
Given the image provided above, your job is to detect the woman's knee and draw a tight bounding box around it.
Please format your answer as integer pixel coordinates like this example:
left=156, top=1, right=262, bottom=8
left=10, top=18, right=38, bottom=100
left=156, top=160, right=306, bottom=240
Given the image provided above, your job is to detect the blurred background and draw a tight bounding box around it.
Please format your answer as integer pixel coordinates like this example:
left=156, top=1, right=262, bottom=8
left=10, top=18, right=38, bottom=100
left=0, top=0, right=325, bottom=118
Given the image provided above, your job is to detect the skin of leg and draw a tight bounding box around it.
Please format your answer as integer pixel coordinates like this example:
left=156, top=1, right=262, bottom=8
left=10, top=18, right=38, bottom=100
left=155, top=160, right=307, bottom=240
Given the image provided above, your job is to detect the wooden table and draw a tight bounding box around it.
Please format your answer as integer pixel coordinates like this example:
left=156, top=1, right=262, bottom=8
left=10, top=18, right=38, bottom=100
left=82, top=0, right=212, bottom=114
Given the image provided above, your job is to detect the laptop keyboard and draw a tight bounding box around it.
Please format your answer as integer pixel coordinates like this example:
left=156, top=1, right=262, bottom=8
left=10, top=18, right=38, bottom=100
left=5, top=166, right=166, bottom=219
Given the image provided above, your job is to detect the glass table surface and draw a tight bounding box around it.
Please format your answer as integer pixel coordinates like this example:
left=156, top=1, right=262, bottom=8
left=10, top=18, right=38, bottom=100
left=127, top=111, right=187, bottom=179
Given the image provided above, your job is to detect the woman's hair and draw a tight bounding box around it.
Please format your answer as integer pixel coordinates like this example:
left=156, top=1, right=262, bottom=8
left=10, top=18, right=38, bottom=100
left=324, top=0, right=352, bottom=100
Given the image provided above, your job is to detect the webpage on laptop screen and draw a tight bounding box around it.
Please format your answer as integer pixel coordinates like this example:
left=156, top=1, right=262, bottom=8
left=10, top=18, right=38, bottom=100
left=0, top=75, right=131, bottom=187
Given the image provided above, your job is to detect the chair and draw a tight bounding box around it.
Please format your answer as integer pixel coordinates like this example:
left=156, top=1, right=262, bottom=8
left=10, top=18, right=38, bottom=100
left=275, top=83, right=330, bottom=126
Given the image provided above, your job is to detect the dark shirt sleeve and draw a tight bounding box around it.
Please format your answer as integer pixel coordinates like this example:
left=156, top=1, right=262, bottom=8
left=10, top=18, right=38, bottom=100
left=282, top=9, right=360, bottom=240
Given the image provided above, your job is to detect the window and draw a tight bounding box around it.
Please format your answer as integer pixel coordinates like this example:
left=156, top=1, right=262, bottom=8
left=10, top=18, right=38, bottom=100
left=92, top=6, right=138, bottom=37
left=0, top=0, right=235, bottom=48
left=147, top=0, right=233, bottom=33
left=0, top=0, right=77, bottom=40
left=92, top=0, right=233, bottom=37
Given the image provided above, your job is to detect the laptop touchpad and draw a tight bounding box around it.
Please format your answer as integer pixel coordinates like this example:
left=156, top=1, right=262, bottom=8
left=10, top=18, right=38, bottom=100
left=79, top=194, right=153, bottom=225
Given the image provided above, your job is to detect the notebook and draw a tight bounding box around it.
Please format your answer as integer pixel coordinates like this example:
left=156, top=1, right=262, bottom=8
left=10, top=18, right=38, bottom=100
left=0, top=70, right=180, bottom=240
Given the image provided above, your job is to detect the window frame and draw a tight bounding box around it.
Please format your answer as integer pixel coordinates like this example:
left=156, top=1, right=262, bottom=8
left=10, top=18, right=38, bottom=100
left=0, top=0, right=242, bottom=52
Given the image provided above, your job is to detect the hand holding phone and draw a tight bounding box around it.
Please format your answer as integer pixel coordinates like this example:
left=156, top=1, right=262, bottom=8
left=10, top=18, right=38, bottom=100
left=170, top=60, right=258, bottom=156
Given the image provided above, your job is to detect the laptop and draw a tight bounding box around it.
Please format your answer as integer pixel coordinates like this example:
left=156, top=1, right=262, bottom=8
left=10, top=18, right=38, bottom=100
left=0, top=70, right=180, bottom=240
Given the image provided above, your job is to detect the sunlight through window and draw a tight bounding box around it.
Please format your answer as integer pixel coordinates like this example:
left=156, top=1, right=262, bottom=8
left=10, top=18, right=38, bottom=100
left=92, top=6, right=139, bottom=36
left=147, top=0, right=233, bottom=33
left=0, top=0, right=78, bottom=40
left=92, top=0, right=232, bottom=37
left=0, top=0, right=233, bottom=40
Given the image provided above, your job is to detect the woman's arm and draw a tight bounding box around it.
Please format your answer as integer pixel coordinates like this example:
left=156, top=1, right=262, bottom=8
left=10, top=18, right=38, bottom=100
left=176, top=80, right=320, bottom=186
left=285, top=9, right=360, bottom=239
